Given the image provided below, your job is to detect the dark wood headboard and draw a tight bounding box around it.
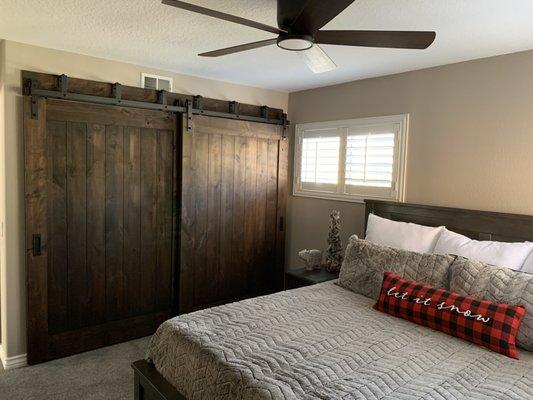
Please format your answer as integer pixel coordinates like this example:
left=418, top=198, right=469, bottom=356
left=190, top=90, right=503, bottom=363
left=364, top=200, right=533, bottom=243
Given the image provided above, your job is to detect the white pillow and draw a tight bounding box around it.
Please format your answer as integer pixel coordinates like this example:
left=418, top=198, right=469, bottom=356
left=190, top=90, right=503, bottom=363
left=433, top=228, right=533, bottom=270
left=518, top=251, right=533, bottom=274
left=365, top=213, right=444, bottom=253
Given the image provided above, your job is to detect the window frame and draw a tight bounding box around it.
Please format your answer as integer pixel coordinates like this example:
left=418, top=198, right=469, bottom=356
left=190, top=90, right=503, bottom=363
left=293, top=114, right=409, bottom=203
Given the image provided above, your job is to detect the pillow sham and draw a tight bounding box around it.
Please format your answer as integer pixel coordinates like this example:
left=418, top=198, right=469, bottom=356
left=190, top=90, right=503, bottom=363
left=365, top=213, right=444, bottom=253
left=521, top=252, right=533, bottom=275
left=374, top=271, right=525, bottom=359
left=338, top=236, right=455, bottom=300
left=434, top=228, right=533, bottom=270
left=450, top=257, right=533, bottom=351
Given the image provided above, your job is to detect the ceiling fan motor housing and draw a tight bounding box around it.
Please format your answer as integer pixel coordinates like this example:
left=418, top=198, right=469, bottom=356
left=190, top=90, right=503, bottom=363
left=276, top=33, right=314, bottom=51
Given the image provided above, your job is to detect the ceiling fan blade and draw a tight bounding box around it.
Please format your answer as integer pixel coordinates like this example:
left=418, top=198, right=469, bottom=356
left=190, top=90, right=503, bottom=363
left=198, top=38, right=277, bottom=57
left=300, top=45, right=337, bottom=74
left=162, top=0, right=283, bottom=35
left=315, top=30, right=436, bottom=49
left=288, top=0, right=355, bottom=34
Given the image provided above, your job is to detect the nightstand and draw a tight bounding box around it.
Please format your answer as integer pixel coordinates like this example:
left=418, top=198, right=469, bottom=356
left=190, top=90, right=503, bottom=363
left=285, top=268, right=339, bottom=290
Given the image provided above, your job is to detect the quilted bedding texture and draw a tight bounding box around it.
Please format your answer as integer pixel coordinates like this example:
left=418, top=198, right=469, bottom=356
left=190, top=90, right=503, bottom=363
left=147, top=281, right=533, bottom=399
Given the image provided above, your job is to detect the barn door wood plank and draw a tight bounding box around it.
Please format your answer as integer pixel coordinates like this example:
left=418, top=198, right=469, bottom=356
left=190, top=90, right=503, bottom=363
left=192, top=132, right=209, bottom=306
left=179, top=118, right=195, bottom=313
left=219, top=135, right=235, bottom=300
left=244, top=137, right=258, bottom=296
left=265, top=139, right=279, bottom=292
left=206, top=133, right=222, bottom=303
left=66, top=121, right=88, bottom=329
left=254, top=139, right=268, bottom=294
left=171, top=117, right=180, bottom=315
left=86, top=123, right=106, bottom=325
left=140, top=128, right=158, bottom=313
left=275, top=139, right=289, bottom=291
left=105, top=125, right=125, bottom=320
left=155, top=128, right=174, bottom=311
left=47, top=120, right=68, bottom=334
left=190, top=116, right=283, bottom=140
left=25, top=97, right=49, bottom=364
left=45, top=99, right=176, bottom=130
left=232, top=136, right=247, bottom=298
left=123, top=126, right=142, bottom=316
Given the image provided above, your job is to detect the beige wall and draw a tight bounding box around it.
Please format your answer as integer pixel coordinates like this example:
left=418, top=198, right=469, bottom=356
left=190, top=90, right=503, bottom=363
left=287, top=49, right=533, bottom=269
left=0, top=40, right=288, bottom=360
left=0, top=39, right=6, bottom=354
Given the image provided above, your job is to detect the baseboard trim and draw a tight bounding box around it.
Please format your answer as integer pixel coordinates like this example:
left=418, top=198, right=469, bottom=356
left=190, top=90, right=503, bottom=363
left=0, top=346, right=27, bottom=370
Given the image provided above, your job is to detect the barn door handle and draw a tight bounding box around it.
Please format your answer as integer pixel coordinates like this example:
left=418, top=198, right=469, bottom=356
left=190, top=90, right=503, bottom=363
left=279, top=216, right=284, bottom=232
left=32, top=234, right=41, bottom=256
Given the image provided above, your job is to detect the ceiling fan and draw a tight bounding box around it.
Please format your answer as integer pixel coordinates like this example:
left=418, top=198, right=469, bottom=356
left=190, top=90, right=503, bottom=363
left=162, top=0, right=436, bottom=74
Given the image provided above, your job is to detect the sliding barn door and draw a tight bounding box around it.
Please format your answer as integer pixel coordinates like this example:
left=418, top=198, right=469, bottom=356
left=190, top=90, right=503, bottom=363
left=25, top=98, right=177, bottom=364
left=179, top=115, right=288, bottom=313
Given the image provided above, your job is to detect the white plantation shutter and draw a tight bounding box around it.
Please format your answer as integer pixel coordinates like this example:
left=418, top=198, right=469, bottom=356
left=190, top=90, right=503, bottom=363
left=294, top=115, right=408, bottom=202
left=346, top=132, right=395, bottom=187
left=299, top=129, right=340, bottom=193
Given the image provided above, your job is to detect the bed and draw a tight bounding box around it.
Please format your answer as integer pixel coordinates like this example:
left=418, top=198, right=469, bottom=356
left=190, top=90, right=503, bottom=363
left=132, top=200, right=533, bottom=399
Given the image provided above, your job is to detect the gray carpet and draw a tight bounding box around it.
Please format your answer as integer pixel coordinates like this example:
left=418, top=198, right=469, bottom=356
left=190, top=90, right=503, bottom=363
left=0, top=336, right=149, bottom=400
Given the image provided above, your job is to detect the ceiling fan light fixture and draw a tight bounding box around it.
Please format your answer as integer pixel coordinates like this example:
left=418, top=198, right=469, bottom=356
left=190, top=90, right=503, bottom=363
left=276, top=34, right=314, bottom=51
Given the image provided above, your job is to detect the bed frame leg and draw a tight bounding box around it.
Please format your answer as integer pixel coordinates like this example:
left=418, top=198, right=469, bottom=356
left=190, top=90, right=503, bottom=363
left=132, top=359, right=186, bottom=400
left=134, top=372, right=142, bottom=400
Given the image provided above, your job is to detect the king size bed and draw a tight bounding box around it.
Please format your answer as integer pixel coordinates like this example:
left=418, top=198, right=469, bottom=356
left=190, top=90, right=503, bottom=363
left=132, top=200, right=533, bottom=399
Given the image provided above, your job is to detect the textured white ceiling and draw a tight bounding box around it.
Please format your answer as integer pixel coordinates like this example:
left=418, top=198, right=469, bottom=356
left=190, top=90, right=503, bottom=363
left=1, top=0, right=533, bottom=92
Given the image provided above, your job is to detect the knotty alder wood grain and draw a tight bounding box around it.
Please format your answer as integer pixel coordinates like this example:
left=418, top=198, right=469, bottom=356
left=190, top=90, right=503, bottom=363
left=25, top=98, right=177, bottom=363
left=179, top=115, right=286, bottom=313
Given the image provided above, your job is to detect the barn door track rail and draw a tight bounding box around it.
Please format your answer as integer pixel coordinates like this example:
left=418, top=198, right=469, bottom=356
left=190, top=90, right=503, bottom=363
left=27, top=74, right=288, bottom=134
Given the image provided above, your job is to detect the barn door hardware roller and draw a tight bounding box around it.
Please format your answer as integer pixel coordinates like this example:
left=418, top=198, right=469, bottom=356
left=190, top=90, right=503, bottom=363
left=229, top=101, right=239, bottom=115
left=26, top=74, right=289, bottom=130
left=29, top=79, right=39, bottom=119
left=185, top=99, right=193, bottom=132
left=158, top=90, right=169, bottom=109
left=59, top=74, right=69, bottom=96
left=113, top=83, right=122, bottom=103
left=193, top=95, right=203, bottom=110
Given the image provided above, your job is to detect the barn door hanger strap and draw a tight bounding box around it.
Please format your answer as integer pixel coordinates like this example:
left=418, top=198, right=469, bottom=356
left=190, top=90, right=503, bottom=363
left=26, top=74, right=288, bottom=131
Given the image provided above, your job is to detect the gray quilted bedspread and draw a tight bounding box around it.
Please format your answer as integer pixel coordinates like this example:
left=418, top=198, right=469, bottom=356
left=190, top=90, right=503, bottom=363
left=147, top=282, right=533, bottom=400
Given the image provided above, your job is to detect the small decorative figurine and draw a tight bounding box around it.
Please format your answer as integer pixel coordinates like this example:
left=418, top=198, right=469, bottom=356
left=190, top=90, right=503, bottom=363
left=298, top=249, right=323, bottom=271
left=325, top=210, right=343, bottom=272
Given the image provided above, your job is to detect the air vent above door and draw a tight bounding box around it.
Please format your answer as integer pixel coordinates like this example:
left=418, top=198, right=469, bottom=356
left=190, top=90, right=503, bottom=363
left=141, top=73, right=173, bottom=91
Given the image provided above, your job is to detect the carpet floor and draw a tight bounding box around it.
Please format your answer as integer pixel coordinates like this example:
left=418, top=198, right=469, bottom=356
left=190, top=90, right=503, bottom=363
left=0, top=336, right=149, bottom=400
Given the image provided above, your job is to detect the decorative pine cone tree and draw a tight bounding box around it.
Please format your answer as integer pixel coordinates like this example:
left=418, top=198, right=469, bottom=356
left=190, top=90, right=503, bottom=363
left=325, top=210, right=343, bottom=272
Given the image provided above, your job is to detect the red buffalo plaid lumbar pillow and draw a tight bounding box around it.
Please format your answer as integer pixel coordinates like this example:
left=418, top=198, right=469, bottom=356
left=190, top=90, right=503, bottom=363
left=374, top=271, right=526, bottom=359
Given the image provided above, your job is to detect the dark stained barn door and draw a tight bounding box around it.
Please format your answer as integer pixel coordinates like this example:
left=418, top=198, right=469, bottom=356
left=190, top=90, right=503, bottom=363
left=25, top=98, right=177, bottom=364
left=179, top=115, right=288, bottom=313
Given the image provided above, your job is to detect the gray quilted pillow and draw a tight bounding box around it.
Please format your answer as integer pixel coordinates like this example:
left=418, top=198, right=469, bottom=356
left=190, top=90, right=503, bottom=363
left=450, top=257, right=533, bottom=351
left=337, top=236, right=456, bottom=300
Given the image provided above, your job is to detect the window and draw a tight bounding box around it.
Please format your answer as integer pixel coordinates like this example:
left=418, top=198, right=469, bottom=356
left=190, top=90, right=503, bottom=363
left=293, top=114, right=408, bottom=203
